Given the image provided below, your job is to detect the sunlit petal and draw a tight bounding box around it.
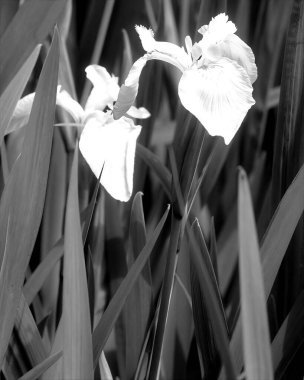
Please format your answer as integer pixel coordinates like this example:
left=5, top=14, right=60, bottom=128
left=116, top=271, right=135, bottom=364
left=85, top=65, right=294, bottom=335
left=198, top=13, right=237, bottom=43
left=197, top=14, right=257, bottom=83
left=214, top=34, right=257, bottom=84
left=135, top=25, right=156, bottom=52
left=178, top=58, right=255, bottom=144
left=56, top=88, right=85, bottom=123
left=7, top=86, right=84, bottom=134
left=85, top=65, right=120, bottom=111
left=136, top=25, right=191, bottom=70
left=79, top=112, right=142, bottom=201
left=127, top=106, right=150, bottom=119
left=113, top=56, right=148, bottom=120
left=6, top=92, right=35, bottom=134
left=185, top=35, right=192, bottom=56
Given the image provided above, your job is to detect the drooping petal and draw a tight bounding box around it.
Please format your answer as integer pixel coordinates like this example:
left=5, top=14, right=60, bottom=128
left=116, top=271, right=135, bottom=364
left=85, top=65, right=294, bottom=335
left=127, top=106, right=150, bottom=119
left=56, top=88, right=85, bottom=123
left=113, top=56, right=149, bottom=120
left=178, top=58, right=255, bottom=144
left=85, top=65, right=120, bottom=111
left=79, top=112, right=142, bottom=201
left=136, top=25, right=191, bottom=70
left=6, top=92, right=35, bottom=134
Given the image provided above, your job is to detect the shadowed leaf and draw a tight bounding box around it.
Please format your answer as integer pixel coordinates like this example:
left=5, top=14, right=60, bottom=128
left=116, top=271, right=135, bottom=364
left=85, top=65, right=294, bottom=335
left=63, top=147, right=93, bottom=379
left=23, top=177, right=100, bottom=305
left=221, top=159, right=304, bottom=377
left=187, top=222, right=236, bottom=380
left=0, top=0, right=66, bottom=95
left=272, top=291, right=304, bottom=379
left=18, top=351, right=62, bottom=380
left=124, top=192, right=152, bottom=380
left=238, top=168, right=273, bottom=380
left=137, top=142, right=172, bottom=198
left=0, top=45, right=40, bottom=144
left=0, top=28, right=59, bottom=368
left=92, top=205, right=170, bottom=368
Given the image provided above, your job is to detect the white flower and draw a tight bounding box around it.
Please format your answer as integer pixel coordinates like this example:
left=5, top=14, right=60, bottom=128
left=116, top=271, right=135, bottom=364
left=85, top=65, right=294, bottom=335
left=8, top=65, right=150, bottom=202
left=79, top=111, right=141, bottom=202
left=113, top=13, right=257, bottom=144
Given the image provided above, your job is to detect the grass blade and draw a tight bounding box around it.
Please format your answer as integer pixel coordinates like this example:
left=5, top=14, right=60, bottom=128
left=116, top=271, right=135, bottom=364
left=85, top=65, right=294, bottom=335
left=148, top=146, right=190, bottom=380
left=192, top=219, right=228, bottom=332
left=238, top=168, right=273, bottom=380
left=13, top=294, right=48, bottom=367
left=221, top=159, right=304, bottom=377
left=189, top=221, right=221, bottom=377
left=271, top=0, right=304, bottom=310
left=272, top=291, right=304, bottom=378
left=23, top=177, right=100, bottom=305
left=42, top=318, right=63, bottom=380
left=0, top=45, right=40, bottom=143
left=92, top=205, right=170, bottom=368
left=124, top=192, right=153, bottom=380
left=18, top=351, right=62, bottom=380
left=0, top=0, right=65, bottom=95
left=63, top=147, right=93, bottom=379
left=136, top=142, right=172, bottom=199
left=39, top=129, right=67, bottom=338
left=0, top=28, right=59, bottom=368
left=186, top=222, right=236, bottom=380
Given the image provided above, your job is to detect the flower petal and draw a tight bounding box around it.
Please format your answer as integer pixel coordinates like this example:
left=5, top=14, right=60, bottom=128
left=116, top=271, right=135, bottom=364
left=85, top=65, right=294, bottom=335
left=56, top=88, right=85, bottom=123
left=6, top=92, right=35, bottom=134
left=113, top=56, right=148, bottom=120
left=7, top=86, right=84, bottom=133
left=198, top=13, right=237, bottom=42
left=206, top=34, right=257, bottom=84
left=178, top=58, right=255, bottom=144
left=127, top=106, right=150, bottom=119
left=136, top=25, right=191, bottom=70
left=85, top=65, right=120, bottom=111
left=79, top=112, right=142, bottom=201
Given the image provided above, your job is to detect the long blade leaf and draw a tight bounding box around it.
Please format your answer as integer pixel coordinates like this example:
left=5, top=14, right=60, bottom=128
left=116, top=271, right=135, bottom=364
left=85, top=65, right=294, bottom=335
left=0, top=28, right=59, bottom=367
left=92, top=205, right=170, bottom=368
left=238, top=168, right=273, bottom=380
left=0, top=0, right=66, bottom=95
left=63, top=147, right=93, bottom=379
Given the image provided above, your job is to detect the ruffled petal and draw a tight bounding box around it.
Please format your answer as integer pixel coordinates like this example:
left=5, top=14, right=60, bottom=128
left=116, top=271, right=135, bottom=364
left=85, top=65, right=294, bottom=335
left=85, top=65, right=120, bottom=111
left=198, top=13, right=237, bottom=42
left=127, top=106, right=150, bottom=119
left=56, top=88, right=85, bottom=123
left=79, top=112, right=142, bottom=201
left=178, top=58, right=255, bottom=144
left=113, top=56, right=148, bottom=120
left=205, top=34, right=257, bottom=84
left=136, top=25, right=191, bottom=70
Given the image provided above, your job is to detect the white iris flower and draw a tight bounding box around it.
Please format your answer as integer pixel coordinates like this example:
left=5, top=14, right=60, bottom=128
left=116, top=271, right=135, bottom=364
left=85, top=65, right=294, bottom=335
left=113, top=13, right=257, bottom=144
left=8, top=65, right=150, bottom=202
